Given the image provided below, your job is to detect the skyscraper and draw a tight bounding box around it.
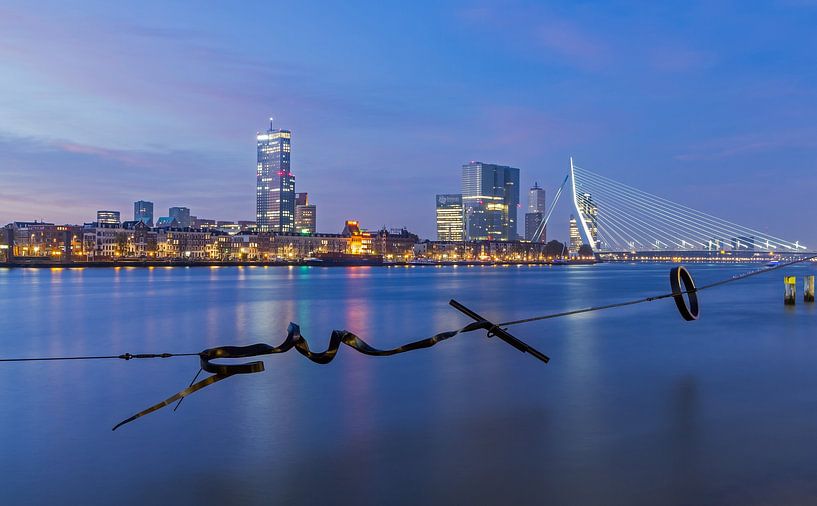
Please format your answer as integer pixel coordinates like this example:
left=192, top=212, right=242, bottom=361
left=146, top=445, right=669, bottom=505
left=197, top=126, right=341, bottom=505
left=256, top=120, right=295, bottom=233
left=461, top=162, right=519, bottom=241
left=569, top=214, right=582, bottom=254
left=294, top=192, right=316, bottom=234
left=169, top=207, right=191, bottom=228
left=133, top=200, right=154, bottom=227
left=527, top=182, right=546, bottom=214
left=435, top=194, right=464, bottom=242
left=524, top=182, right=546, bottom=242
left=579, top=192, right=599, bottom=248
left=96, top=210, right=120, bottom=225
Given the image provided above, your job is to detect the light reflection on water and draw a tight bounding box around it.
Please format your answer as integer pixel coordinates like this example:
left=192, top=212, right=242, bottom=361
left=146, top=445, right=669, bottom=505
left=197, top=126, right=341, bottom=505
left=1, top=263, right=817, bottom=505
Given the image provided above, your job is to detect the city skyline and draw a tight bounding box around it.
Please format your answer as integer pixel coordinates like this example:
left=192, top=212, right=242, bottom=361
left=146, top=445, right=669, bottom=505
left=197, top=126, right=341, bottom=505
left=1, top=1, right=816, bottom=244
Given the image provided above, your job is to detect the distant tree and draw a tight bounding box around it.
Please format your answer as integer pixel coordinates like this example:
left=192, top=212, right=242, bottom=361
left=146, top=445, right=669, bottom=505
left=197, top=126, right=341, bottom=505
left=578, top=244, right=594, bottom=257
left=545, top=240, right=566, bottom=257
left=115, top=232, right=129, bottom=257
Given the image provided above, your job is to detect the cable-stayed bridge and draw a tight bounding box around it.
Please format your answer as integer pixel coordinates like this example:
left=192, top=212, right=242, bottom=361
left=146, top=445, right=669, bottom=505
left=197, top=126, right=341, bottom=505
left=532, top=159, right=808, bottom=253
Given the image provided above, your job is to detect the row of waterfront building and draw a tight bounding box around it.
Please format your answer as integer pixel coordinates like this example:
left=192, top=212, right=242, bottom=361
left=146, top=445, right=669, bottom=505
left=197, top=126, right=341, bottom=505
left=0, top=219, right=564, bottom=263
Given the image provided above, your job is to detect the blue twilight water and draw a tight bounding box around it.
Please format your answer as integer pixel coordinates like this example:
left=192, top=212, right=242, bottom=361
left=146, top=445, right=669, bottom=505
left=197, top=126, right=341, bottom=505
left=0, top=263, right=816, bottom=505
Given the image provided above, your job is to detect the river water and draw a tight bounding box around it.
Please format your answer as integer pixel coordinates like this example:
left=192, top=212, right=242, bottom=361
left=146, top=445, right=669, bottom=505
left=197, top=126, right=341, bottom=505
left=1, top=263, right=816, bottom=505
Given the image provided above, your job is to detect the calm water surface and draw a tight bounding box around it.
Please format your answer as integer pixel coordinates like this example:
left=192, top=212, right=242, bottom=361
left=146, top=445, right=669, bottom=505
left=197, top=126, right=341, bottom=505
left=1, top=263, right=816, bottom=505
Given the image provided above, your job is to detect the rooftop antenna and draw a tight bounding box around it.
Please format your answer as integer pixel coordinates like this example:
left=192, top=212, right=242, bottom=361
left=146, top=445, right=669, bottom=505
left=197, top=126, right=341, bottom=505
left=269, top=117, right=274, bottom=131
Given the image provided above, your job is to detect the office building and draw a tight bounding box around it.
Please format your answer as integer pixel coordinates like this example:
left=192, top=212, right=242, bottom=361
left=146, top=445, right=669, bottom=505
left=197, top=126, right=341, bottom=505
left=524, top=182, right=546, bottom=242
left=256, top=121, right=295, bottom=233
left=96, top=210, right=120, bottom=225
left=169, top=207, right=191, bottom=228
left=192, top=218, right=216, bottom=230
left=579, top=193, right=599, bottom=248
left=237, top=221, right=257, bottom=231
left=528, top=182, right=546, bottom=214
left=525, top=213, right=545, bottom=243
left=461, top=162, right=519, bottom=241
left=133, top=201, right=154, bottom=227
left=435, top=194, right=464, bottom=242
left=569, top=214, right=582, bottom=254
left=294, top=193, right=316, bottom=234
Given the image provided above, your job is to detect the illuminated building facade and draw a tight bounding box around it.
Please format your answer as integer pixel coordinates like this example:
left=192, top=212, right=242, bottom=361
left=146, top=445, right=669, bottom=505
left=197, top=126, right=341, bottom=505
left=417, top=239, right=549, bottom=262
left=461, top=162, right=519, bottom=241
left=133, top=201, right=154, bottom=227
left=256, top=122, right=295, bottom=233
left=578, top=192, right=599, bottom=248
left=341, top=220, right=372, bottom=254
left=96, top=210, right=120, bottom=225
left=435, top=194, right=464, bottom=242
left=569, top=214, right=582, bottom=254
left=192, top=218, right=216, bottom=230
left=372, top=227, right=419, bottom=260
left=6, top=221, right=80, bottom=260
left=294, top=192, right=316, bottom=234
left=0, top=226, right=11, bottom=262
left=524, top=182, right=545, bottom=242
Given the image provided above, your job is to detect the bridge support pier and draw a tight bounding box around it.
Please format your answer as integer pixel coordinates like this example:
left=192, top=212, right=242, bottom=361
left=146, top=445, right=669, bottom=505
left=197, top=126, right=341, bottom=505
left=785, top=276, right=797, bottom=305
left=805, top=275, right=815, bottom=303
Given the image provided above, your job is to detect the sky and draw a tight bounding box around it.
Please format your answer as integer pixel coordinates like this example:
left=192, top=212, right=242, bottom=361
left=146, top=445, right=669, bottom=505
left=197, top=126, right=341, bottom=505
left=1, top=0, right=816, bottom=244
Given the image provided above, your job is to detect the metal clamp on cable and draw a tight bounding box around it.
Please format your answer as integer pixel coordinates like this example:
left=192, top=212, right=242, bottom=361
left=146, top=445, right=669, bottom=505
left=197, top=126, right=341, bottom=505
left=449, top=299, right=549, bottom=363
left=670, top=266, right=699, bottom=321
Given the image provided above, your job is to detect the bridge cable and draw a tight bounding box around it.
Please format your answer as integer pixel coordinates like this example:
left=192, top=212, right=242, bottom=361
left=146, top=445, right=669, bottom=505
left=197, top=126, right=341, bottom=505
left=498, top=254, right=816, bottom=327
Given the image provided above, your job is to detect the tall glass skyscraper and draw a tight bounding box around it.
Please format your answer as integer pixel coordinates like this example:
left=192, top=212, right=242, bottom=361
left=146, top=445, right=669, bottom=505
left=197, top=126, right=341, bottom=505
left=461, top=162, right=519, bottom=241
left=579, top=192, right=599, bottom=248
left=524, top=182, right=546, bottom=242
left=569, top=214, right=582, bottom=253
left=133, top=200, right=154, bottom=227
left=256, top=121, right=295, bottom=233
left=527, top=182, right=545, bottom=214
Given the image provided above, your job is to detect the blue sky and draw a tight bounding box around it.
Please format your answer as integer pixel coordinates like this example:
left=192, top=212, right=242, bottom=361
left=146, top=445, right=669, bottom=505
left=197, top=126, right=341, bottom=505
left=1, top=0, right=815, bottom=243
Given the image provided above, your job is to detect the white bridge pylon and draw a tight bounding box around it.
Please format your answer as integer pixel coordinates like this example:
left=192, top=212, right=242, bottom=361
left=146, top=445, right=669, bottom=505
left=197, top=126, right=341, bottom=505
left=555, top=158, right=807, bottom=253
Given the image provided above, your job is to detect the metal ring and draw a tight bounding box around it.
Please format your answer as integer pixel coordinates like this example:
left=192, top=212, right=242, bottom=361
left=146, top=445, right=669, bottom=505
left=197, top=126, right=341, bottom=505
left=670, top=266, right=699, bottom=321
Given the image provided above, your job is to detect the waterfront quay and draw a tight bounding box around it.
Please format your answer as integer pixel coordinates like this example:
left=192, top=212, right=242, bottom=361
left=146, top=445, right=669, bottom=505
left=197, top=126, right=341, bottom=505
left=0, top=258, right=598, bottom=269
left=1, top=220, right=580, bottom=267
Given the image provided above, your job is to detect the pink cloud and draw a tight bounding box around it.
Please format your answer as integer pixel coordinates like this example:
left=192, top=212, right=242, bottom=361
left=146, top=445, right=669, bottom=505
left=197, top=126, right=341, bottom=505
left=535, top=20, right=609, bottom=70
left=455, top=4, right=610, bottom=71
left=676, top=130, right=817, bottom=161
left=51, top=142, right=150, bottom=167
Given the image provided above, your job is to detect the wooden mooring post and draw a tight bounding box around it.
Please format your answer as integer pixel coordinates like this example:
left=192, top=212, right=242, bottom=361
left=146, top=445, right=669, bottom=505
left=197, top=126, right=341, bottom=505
left=785, top=276, right=797, bottom=305
left=805, top=275, right=815, bottom=303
